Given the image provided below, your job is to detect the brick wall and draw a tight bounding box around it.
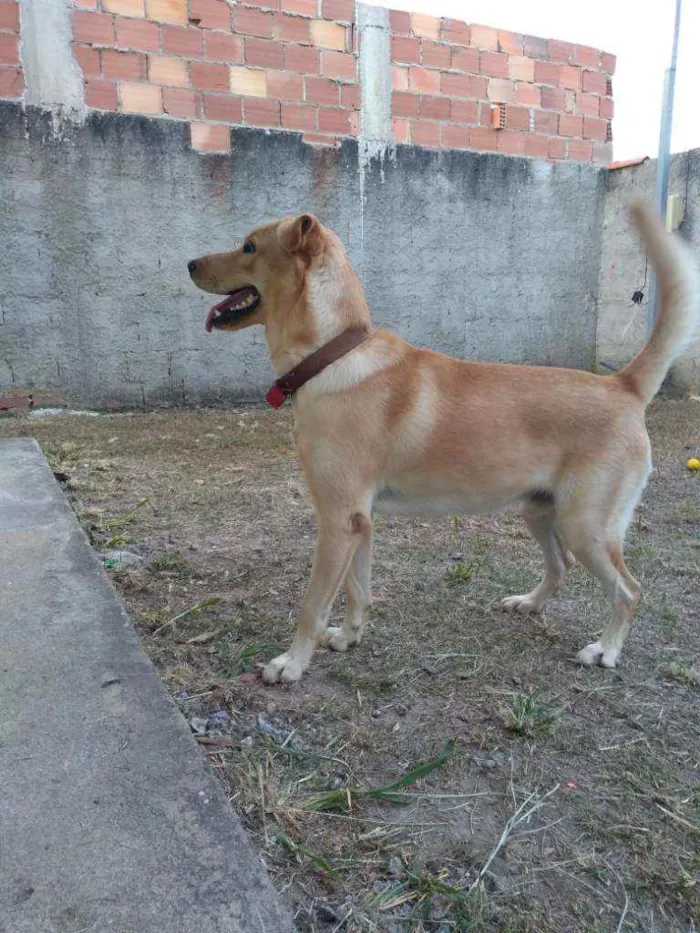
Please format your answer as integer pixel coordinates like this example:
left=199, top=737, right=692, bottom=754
left=3, top=1, right=615, bottom=163
left=0, top=1, right=23, bottom=98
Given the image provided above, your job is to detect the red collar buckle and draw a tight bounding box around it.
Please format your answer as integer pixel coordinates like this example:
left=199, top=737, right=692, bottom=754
left=265, top=383, right=288, bottom=409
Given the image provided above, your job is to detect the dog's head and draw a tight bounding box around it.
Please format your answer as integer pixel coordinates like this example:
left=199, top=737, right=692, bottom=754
left=188, top=214, right=368, bottom=355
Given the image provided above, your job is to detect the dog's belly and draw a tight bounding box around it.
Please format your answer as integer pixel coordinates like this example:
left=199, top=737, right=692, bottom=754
left=373, top=481, right=523, bottom=517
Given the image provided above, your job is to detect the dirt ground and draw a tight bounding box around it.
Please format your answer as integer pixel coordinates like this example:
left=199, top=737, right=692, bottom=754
left=2, top=400, right=699, bottom=932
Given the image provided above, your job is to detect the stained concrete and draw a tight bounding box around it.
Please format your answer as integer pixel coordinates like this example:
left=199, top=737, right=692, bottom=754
left=0, top=101, right=606, bottom=408
left=0, top=438, right=294, bottom=933
left=598, top=150, right=700, bottom=393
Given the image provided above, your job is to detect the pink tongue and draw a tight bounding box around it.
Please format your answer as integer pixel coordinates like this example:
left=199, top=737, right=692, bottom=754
left=205, top=294, right=238, bottom=334
left=205, top=307, right=217, bottom=333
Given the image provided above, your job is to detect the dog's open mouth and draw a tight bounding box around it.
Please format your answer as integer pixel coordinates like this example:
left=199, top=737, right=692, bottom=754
left=205, top=286, right=260, bottom=333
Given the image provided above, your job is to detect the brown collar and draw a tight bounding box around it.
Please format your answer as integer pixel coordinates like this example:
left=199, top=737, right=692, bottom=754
left=266, top=327, right=370, bottom=408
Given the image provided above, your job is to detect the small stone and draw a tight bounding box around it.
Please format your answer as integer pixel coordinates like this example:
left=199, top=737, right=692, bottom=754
left=189, top=717, right=208, bottom=735
left=242, top=735, right=254, bottom=748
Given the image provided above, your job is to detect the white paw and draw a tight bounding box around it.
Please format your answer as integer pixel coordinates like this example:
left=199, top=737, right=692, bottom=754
left=577, top=641, right=604, bottom=666
left=319, top=627, right=350, bottom=652
left=502, top=594, right=539, bottom=615
left=261, top=653, right=304, bottom=685
left=600, top=647, right=620, bottom=668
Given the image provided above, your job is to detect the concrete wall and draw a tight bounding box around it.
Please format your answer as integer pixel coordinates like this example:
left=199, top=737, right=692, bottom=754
left=0, top=101, right=605, bottom=408
left=598, top=150, right=700, bottom=395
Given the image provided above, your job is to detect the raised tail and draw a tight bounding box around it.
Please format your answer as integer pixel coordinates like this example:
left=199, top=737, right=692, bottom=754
left=618, top=203, right=699, bottom=404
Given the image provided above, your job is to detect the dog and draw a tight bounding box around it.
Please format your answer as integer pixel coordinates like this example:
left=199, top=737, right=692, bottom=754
left=188, top=206, right=698, bottom=684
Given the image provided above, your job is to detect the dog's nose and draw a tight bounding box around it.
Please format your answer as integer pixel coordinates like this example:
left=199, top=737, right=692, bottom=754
left=187, top=259, right=198, bottom=275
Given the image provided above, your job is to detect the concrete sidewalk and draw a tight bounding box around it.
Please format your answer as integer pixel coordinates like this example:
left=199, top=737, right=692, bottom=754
left=0, top=438, right=294, bottom=933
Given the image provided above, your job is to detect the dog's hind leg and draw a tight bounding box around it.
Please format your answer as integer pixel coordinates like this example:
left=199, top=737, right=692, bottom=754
left=320, top=519, right=373, bottom=652
left=502, top=501, right=568, bottom=614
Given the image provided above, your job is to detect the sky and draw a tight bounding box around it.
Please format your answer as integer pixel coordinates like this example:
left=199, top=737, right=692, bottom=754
left=366, top=0, right=699, bottom=161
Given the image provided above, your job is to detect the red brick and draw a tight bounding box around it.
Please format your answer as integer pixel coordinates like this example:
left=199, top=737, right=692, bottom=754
left=245, top=36, right=284, bottom=68
left=163, top=85, right=199, bottom=117
left=470, top=24, right=498, bottom=50
left=286, top=43, right=319, bottom=73
left=274, top=12, right=310, bottom=43
left=540, top=85, right=566, bottom=110
left=534, top=60, right=560, bottom=86
left=72, top=11, right=114, bottom=46
left=498, top=130, right=526, bottom=154
left=204, top=31, right=243, bottom=63
left=103, top=0, right=144, bottom=15
left=322, top=0, right=354, bottom=21
left=147, top=0, right=187, bottom=24
left=582, top=70, right=607, bottom=94
left=523, top=34, right=547, bottom=58
left=409, top=66, right=439, bottom=93
left=162, top=25, right=202, bottom=57
left=340, top=82, right=359, bottom=108
left=470, top=126, right=499, bottom=151
left=451, top=46, right=478, bottom=72
left=115, top=17, right=159, bottom=51
left=548, top=137, right=566, bottom=159
left=593, top=140, right=613, bottom=163
left=189, top=0, right=230, bottom=30
left=480, top=50, right=508, bottom=78
left=243, top=96, right=280, bottom=125
left=391, top=37, right=419, bottom=64
left=516, top=83, right=539, bottom=106
left=282, top=0, right=315, bottom=15
left=524, top=134, right=549, bottom=158
left=498, top=31, right=522, bottom=54
left=558, top=113, right=582, bottom=136
left=0, top=64, right=22, bottom=96
left=392, top=65, right=408, bottom=90
left=450, top=98, right=478, bottom=123
left=440, top=17, right=469, bottom=45
left=203, top=92, right=242, bottom=121
left=440, top=122, right=469, bottom=149
left=599, top=96, right=613, bottom=120
left=0, top=3, right=20, bottom=32
left=392, top=117, right=410, bottom=143
left=505, top=104, right=530, bottom=130
left=574, top=45, right=599, bottom=68
left=420, top=94, right=449, bottom=120
left=320, top=49, right=354, bottom=79
left=190, top=122, right=230, bottom=151
left=281, top=101, right=316, bottom=131
left=304, top=75, right=338, bottom=104
left=583, top=116, right=607, bottom=140
left=534, top=109, right=557, bottom=134
left=244, top=0, right=280, bottom=8
left=191, top=61, right=229, bottom=91
left=549, top=40, right=573, bottom=63
left=575, top=92, right=598, bottom=116
left=267, top=69, right=303, bottom=99
left=389, top=9, right=410, bottom=35
left=487, top=78, right=516, bottom=103
left=74, top=0, right=99, bottom=7
left=73, top=43, right=101, bottom=76
left=102, top=49, right=147, bottom=79
left=411, top=12, right=439, bottom=40
left=392, top=90, right=419, bottom=118
left=84, top=78, right=117, bottom=108
left=421, top=40, right=449, bottom=69
left=441, top=72, right=487, bottom=99
left=303, top=132, right=340, bottom=146
left=234, top=6, right=274, bottom=37
left=600, top=52, right=616, bottom=75
left=559, top=65, right=581, bottom=89
left=410, top=119, right=439, bottom=147
left=568, top=137, right=593, bottom=161
left=318, top=105, right=350, bottom=133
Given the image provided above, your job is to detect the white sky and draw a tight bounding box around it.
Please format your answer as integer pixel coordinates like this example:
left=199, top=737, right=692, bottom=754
left=366, top=0, right=699, bottom=161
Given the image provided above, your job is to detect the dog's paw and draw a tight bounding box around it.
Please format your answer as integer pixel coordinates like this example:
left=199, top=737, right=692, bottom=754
left=319, top=626, right=351, bottom=652
left=576, top=641, right=611, bottom=667
left=262, top=653, right=304, bottom=685
left=501, top=594, right=539, bottom=615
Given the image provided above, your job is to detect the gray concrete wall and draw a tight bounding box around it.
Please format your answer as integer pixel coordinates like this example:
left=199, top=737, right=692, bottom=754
left=598, top=150, right=700, bottom=394
left=0, top=101, right=605, bottom=408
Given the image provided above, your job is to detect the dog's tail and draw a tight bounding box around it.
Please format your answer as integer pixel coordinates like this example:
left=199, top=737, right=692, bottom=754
left=618, top=203, right=699, bottom=404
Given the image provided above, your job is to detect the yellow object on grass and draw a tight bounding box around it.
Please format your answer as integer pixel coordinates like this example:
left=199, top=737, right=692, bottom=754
left=687, top=458, right=700, bottom=471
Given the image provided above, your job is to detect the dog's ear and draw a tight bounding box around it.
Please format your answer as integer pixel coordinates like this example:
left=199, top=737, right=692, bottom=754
left=279, top=214, right=323, bottom=258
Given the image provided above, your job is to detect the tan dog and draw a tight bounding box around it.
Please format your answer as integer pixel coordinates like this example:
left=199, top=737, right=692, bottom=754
left=188, top=207, right=698, bottom=684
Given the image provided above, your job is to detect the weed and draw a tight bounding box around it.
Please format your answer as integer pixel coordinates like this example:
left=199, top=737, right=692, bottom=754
left=663, top=662, right=700, bottom=687
left=500, top=691, right=560, bottom=738
left=445, top=562, right=474, bottom=585
left=102, top=498, right=149, bottom=532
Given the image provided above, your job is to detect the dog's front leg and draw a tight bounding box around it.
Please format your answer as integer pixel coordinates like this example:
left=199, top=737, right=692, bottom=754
left=262, top=516, right=361, bottom=684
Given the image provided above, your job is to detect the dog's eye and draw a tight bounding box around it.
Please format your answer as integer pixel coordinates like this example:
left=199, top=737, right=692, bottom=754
left=243, top=240, right=256, bottom=254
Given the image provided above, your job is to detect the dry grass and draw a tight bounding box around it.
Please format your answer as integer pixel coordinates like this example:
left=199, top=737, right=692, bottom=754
left=2, top=400, right=699, bottom=932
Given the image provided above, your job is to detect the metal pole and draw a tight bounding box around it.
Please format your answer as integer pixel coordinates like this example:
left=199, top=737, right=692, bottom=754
left=647, top=0, right=682, bottom=332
